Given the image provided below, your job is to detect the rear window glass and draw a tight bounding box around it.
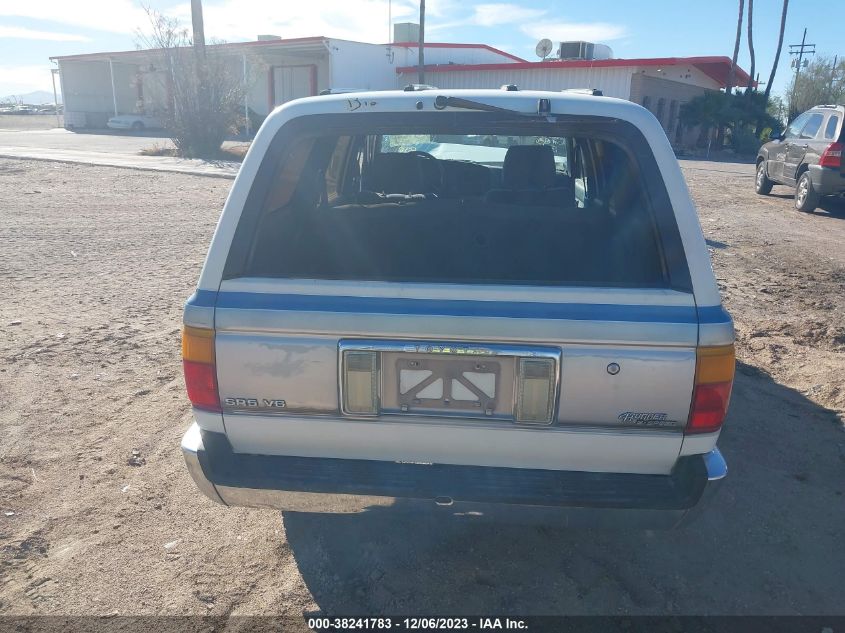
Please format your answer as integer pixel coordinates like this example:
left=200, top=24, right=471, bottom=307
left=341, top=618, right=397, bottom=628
left=824, top=115, right=839, bottom=140
left=227, top=113, right=689, bottom=289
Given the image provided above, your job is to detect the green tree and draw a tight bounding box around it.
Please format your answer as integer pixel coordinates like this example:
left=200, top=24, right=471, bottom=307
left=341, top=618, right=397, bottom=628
left=680, top=91, right=779, bottom=154
left=785, top=55, right=845, bottom=120
left=680, top=91, right=730, bottom=147
left=767, top=95, right=787, bottom=127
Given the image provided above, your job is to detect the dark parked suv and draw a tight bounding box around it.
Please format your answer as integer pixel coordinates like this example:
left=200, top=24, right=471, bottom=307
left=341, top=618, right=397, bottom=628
left=755, top=104, right=844, bottom=212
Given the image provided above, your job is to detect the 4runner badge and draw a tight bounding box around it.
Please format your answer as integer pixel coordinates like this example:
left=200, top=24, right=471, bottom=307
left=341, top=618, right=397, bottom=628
left=618, top=412, right=679, bottom=427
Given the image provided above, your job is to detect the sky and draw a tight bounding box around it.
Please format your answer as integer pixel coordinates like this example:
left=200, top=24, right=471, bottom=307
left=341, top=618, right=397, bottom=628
left=1, top=0, right=843, bottom=100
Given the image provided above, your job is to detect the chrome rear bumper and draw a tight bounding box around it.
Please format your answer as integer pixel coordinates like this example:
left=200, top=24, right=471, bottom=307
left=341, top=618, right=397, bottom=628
left=181, top=422, right=726, bottom=528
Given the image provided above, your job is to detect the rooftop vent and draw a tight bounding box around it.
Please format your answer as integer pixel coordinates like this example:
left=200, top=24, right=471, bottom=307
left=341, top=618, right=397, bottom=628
left=557, top=41, right=613, bottom=61
left=394, top=22, right=420, bottom=43
left=257, top=34, right=282, bottom=41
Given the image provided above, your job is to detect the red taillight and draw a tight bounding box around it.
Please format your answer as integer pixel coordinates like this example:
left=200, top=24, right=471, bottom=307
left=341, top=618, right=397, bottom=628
left=687, top=345, right=735, bottom=435
left=819, top=142, right=842, bottom=168
left=182, top=326, right=220, bottom=412
left=183, top=360, right=221, bottom=412
left=688, top=381, right=733, bottom=434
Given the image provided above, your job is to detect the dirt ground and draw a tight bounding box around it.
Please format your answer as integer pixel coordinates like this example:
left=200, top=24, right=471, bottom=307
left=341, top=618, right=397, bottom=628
left=1, top=157, right=844, bottom=619
left=0, top=115, right=62, bottom=132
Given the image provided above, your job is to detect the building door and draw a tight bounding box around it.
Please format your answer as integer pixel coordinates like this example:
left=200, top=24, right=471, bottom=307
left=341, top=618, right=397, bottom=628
left=272, top=66, right=315, bottom=107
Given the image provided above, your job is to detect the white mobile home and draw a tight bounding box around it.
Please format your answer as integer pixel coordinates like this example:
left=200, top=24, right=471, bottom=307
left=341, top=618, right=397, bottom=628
left=51, top=36, right=522, bottom=130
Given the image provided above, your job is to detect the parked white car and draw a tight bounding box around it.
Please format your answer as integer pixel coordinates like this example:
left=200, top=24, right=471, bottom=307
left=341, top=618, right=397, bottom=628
left=180, top=89, right=735, bottom=528
left=106, top=113, right=162, bottom=131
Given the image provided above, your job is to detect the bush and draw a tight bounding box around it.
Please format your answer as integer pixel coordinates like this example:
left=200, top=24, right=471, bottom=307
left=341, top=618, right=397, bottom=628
left=139, top=10, right=244, bottom=159
left=732, top=128, right=761, bottom=156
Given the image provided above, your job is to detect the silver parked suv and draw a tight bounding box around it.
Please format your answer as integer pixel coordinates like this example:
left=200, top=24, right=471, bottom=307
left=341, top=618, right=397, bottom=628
left=180, top=89, right=734, bottom=528
left=756, top=104, right=845, bottom=212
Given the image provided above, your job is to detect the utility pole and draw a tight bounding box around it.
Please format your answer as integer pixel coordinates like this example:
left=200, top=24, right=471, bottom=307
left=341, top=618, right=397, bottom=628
left=191, top=0, right=206, bottom=60
left=788, top=28, right=815, bottom=117
left=51, top=67, right=61, bottom=129
left=829, top=55, right=839, bottom=94
left=191, top=0, right=208, bottom=118
left=417, top=0, right=425, bottom=85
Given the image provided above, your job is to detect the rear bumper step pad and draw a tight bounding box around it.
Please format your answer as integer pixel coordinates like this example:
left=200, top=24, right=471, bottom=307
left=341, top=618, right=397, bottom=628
left=182, top=424, right=724, bottom=518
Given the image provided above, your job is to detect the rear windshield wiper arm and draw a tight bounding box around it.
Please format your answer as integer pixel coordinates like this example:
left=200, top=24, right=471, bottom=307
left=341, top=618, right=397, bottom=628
left=433, top=95, right=524, bottom=115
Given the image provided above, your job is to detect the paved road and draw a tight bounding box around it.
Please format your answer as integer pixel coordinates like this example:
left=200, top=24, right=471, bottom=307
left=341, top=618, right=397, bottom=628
left=0, top=127, right=240, bottom=178
left=0, top=127, right=172, bottom=152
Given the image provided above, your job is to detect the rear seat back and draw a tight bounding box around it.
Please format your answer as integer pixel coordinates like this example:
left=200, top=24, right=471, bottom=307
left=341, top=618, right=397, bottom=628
left=362, top=152, right=441, bottom=195
left=249, top=197, right=662, bottom=284
left=485, top=145, right=574, bottom=206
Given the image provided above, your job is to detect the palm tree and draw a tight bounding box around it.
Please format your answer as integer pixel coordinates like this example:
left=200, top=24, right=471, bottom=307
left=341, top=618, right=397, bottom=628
left=721, top=0, right=744, bottom=147
left=764, top=0, right=789, bottom=101
left=745, top=0, right=755, bottom=94
left=725, top=0, right=745, bottom=94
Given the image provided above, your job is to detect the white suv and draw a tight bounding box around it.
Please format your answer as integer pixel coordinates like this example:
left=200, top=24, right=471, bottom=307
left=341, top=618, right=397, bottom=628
left=180, top=89, right=734, bottom=528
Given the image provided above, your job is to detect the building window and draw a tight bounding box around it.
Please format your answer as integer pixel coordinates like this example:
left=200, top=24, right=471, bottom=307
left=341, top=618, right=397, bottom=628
left=655, top=98, right=666, bottom=126
left=642, top=96, right=652, bottom=112
left=668, top=100, right=679, bottom=136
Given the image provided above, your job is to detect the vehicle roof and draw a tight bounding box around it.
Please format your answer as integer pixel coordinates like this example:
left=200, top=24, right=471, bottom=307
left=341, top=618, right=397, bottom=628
left=257, top=89, right=666, bottom=154
left=270, top=88, right=651, bottom=124
left=313, top=87, right=632, bottom=106
left=808, top=104, right=845, bottom=113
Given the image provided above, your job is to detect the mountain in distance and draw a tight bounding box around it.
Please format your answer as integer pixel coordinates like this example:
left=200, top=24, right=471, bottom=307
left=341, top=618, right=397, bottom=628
left=1, top=90, right=62, bottom=105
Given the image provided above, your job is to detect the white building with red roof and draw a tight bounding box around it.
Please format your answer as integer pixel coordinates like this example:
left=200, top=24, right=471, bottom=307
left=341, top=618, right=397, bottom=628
left=51, top=24, right=750, bottom=144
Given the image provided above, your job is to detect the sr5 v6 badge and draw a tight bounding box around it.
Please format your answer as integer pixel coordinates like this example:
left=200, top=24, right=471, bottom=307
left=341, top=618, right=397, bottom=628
left=224, top=397, right=286, bottom=408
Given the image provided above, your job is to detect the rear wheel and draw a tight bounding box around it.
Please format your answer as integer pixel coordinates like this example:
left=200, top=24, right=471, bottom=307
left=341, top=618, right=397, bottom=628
left=755, top=161, right=773, bottom=195
left=131, top=121, right=144, bottom=132
left=794, top=171, right=819, bottom=212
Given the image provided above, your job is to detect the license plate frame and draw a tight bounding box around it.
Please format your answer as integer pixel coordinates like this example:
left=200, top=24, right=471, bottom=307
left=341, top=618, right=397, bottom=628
left=339, top=340, right=561, bottom=423
left=395, top=356, right=502, bottom=416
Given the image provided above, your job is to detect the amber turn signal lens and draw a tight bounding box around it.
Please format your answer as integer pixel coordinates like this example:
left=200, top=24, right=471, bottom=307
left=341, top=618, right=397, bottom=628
left=687, top=345, right=735, bottom=434
left=182, top=326, right=214, bottom=364
left=695, top=345, right=735, bottom=385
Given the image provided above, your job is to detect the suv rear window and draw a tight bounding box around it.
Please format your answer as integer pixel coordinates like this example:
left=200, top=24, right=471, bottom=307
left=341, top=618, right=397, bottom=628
left=225, top=112, right=689, bottom=290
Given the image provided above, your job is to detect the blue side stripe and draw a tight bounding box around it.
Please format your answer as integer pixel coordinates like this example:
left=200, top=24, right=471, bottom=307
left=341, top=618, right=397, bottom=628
left=697, top=305, right=732, bottom=325
left=187, top=290, right=217, bottom=308
left=183, top=289, right=733, bottom=324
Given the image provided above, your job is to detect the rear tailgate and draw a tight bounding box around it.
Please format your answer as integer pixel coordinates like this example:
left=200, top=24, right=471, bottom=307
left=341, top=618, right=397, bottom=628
left=195, top=99, right=718, bottom=476
left=211, top=280, right=697, bottom=475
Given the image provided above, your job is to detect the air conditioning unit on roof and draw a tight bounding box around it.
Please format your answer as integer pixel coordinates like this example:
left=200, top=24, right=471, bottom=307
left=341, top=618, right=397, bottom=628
left=557, top=42, right=613, bottom=61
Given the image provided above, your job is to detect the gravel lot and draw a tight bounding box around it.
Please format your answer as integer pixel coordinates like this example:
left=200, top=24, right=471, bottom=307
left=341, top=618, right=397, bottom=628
left=1, top=157, right=844, bottom=618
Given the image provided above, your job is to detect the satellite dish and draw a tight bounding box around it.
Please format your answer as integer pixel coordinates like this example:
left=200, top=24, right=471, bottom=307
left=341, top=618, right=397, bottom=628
left=535, top=38, right=553, bottom=60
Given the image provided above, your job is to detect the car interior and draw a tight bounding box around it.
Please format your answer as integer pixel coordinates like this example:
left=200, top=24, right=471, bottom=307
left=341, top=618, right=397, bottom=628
left=246, top=132, right=668, bottom=286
